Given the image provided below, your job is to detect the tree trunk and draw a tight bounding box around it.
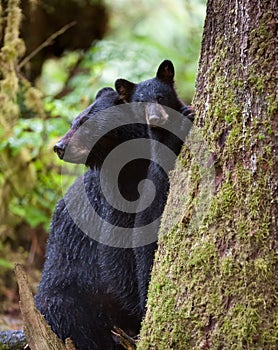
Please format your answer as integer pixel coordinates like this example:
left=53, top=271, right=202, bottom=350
left=137, top=0, right=277, bottom=349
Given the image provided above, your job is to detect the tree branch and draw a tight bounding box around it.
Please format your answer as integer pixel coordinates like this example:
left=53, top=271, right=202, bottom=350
left=18, top=21, right=76, bottom=69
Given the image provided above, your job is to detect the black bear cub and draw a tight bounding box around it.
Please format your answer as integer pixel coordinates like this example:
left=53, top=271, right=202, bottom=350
left=35, top=87, right=146, bottom=350
left=115, top=60, right=194, bottom=315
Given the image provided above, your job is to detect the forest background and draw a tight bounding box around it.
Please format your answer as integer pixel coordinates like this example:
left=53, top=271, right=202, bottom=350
left=0, top=0, right=206, bottom=328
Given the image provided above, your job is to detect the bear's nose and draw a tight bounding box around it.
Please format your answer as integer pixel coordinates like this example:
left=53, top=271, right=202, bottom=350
left=54, top=141, right=66, bottom=159
left=145, top=103, right=168, bottom=126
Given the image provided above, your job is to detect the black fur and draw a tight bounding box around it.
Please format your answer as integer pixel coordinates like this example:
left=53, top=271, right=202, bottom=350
left=115, top=60, right=194, bottom=315
left=36, top=88, right=147, bottom=349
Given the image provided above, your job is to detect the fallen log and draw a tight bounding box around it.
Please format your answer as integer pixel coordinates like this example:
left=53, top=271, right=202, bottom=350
left=0, top=264, right=75, bottom=350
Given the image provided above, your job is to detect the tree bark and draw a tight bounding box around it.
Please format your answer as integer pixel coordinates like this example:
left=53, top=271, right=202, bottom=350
left=137, top=0, right=277, bottom=349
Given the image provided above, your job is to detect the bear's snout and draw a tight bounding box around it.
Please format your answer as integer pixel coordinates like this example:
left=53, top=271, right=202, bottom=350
left=54, top=140, right=66, bottom=159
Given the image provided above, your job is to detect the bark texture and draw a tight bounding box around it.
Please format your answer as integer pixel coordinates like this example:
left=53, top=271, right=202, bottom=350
left=137, top=0, right=277, bottom=349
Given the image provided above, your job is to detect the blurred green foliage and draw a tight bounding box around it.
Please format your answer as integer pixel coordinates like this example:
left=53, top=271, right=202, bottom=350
left=0, top=0, right=206, bottom=310
left=40, top=0, right=206, bottom=119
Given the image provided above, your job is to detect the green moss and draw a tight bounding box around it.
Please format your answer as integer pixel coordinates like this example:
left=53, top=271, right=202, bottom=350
left=0, top=345, right=9, bottom=350
left=266, top=94, right=277, bottom=117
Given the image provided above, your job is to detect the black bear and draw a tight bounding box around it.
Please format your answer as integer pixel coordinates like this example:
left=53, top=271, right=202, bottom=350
left=35, top=61, right=193, bottom=350
left=35, top=87, right=149, bottom=349
left=115, top=59, right=194, bottom=315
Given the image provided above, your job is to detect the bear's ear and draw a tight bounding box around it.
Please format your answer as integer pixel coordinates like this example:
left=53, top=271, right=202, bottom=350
left=156, top=60, right=175, bottom=85
left=95, top=87, right=115, bottom=99
left=115, top=79, right=136, bottom=102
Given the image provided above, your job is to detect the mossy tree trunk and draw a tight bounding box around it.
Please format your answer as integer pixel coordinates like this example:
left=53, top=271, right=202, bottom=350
left=137, top=0, right=277, bottom=349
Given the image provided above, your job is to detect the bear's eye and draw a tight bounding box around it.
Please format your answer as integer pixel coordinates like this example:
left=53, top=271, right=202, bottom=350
left=157, top=96, right=163, bottom=103
left=80, top=116, right=89, bottom=126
